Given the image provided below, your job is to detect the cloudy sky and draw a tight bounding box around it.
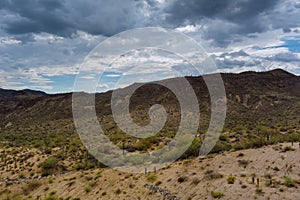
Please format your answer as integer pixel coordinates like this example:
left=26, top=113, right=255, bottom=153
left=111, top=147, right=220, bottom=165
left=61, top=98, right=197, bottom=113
left=1, top=0, right=300, bottom=93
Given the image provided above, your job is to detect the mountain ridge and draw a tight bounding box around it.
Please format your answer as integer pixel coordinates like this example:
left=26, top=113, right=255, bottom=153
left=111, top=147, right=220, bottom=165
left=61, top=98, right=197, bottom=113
left=1, top=68, right=300, bottom=134
left=0, top=68, right=298, bottom=96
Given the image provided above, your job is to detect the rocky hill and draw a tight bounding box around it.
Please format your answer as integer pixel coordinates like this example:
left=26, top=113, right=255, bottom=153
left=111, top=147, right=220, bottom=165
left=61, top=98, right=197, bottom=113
left=1, top=69, right=300, bottom=130
left=1, top=69, right=300, bottom=199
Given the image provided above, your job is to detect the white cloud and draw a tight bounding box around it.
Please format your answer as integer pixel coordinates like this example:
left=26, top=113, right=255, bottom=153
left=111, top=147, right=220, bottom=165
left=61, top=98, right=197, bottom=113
left=175, top=25, right=202, bottom=33
left=96, top=83, right=109, bottom=89
left=105, top=74, right=121, bottom=77
left=0, top=37, right=21, bottom=45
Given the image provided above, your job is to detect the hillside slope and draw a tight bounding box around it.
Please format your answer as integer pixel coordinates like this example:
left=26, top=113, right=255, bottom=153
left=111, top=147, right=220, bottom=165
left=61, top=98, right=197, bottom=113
left=1, top=69, right=300, bottom=130
left=0, top=142, right=299, bottom=200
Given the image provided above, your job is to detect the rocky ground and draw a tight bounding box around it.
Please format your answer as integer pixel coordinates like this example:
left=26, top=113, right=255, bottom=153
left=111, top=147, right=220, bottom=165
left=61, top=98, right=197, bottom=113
left=0, top=142, right=299, bottom=200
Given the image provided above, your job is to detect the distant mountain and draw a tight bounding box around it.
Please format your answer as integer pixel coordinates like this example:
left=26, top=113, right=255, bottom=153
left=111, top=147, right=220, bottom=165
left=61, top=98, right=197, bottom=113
left=0, top=88, right=46, bottom=101
left=1, top=69, right=300, bottom=133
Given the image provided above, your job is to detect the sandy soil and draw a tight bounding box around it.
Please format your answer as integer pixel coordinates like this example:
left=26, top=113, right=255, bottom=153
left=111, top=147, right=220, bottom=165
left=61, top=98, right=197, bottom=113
left=0, top=142, right=299, bottom=200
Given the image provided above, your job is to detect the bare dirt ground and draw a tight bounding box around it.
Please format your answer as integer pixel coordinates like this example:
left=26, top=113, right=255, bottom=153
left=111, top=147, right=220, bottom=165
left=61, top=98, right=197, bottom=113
left=0, top=142, right=299, bottom=200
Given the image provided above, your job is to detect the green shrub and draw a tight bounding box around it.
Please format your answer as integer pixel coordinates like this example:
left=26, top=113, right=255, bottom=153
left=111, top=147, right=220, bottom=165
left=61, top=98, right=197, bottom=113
left=211, top=141, right=232, bottom=153
left=40, top=157, right=58, bottom=176
left=44, top=191, right=58, bottom=200
left=181, top=138, right=201, bottom=158
left=219, top=134, right=228, bottom=142
left=211, top=191, right=223, bottom=199
left=48, top=177, right=54, bottom=184
left=155, top=181, right=162, bottom=186
left=146, top=173, right=157, bottom=183
left=74, top=162, right=95, bottom=171
left=227, top=176, right=236, bottom=184
left=84, top=185, right=91, bottom=193
left=18, top=173, right=25, bottom=179
left=283, top=176, right=297, bottom=188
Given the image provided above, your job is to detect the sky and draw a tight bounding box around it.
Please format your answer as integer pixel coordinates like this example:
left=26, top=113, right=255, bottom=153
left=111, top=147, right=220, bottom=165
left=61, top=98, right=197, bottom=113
left=0, top=0, right=300, bottom=93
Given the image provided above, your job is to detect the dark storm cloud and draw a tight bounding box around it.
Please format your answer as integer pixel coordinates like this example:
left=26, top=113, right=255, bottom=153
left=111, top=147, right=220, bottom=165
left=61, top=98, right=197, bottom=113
left=0, top=0, right=73, bottom=36
left=0, top=0, right=299, bottom=47
left=165, top=0, right=284, bottom=46
left=165, top=0, right=279, bottom=30
left=0, top=0, right=146, bottom=37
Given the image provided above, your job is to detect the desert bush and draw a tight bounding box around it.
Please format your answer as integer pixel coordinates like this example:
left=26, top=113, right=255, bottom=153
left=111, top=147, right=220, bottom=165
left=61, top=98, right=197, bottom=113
left=177, top=176, right=187, bottom=183
left=273, top=166, right=280, bottom=171
left=146, top=173, right=157, bottom=183
left=283, top=176, right=297, bottom=188
left=227, top=176, right=236, bottom=184
left=219, top=134, right=229, bottom=142
left=67, top=181, right=75, bottom=187
left=18, top=173, right=25, bottom=179
left=211, top=191, right=223, bottom=199
left=192, top=177, right=200, bottom=185
left=124, top=173, right=132, bottom=179
left=85, top=176, right=93, bottom=181
left=74, top=162, right=95, bottom=171
left=22, top=181, right=41, bottom=195
left=84, top=185, right=91, bottom=193
left=255, top=188, right=264, bottom=195
left=264, top=173, right=272, bottom=179
left=44, top=191, right=58, bottom=200
left=48, top=177, right=54, bottom=184
left=232, top=125, right=245, bottom=132
left=204, top=170, right=223, bottom=180
left=44, top=147, right=52, bottom=155
left=181, top=138, right=201, bottom=158
left=39, top=157, right=58, bottom=176
left=95, top=171, right=102, bottom=179
left=282, top=146, right=295, bottom=152
left=238, top=160, right=249, bottom=168
left=155, top=181, right=162, bottom=186
left=211, top=141, right=232, bottom=154
left=135, top=139, right=153, bottom=151
left=115, top=188, right=122, bottom=195
left=237, top=153, right=245, bottom=157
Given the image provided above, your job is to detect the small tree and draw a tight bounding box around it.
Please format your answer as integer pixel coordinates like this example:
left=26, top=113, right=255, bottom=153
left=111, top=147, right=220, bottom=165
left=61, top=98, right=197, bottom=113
left=256, top=126, right=277, bottom=141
